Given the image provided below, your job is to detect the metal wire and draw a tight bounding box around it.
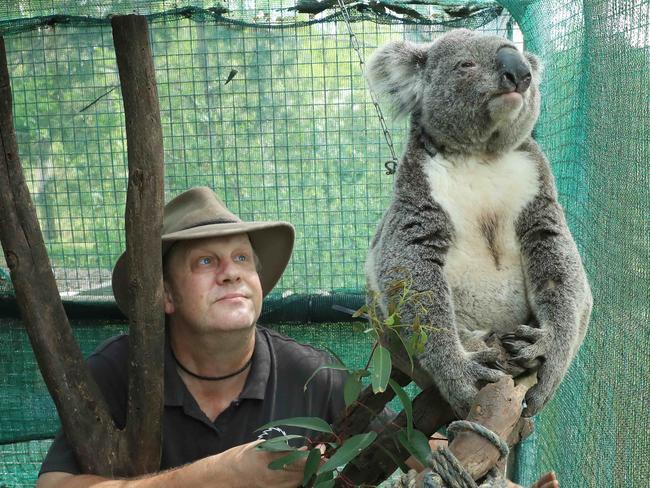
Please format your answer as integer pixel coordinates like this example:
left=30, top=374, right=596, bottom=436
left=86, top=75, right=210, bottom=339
left=335, top=0, right=399, bottom=175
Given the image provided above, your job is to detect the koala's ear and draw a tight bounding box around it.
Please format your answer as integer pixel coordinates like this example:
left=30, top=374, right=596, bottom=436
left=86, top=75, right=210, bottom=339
left=366, top=40, right=429, bottom=119
left=525, top=52, right=544, bottom=78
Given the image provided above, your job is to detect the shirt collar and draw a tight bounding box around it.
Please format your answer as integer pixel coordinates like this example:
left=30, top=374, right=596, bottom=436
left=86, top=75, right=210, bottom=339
left=164, top=326, right=271, bottom=406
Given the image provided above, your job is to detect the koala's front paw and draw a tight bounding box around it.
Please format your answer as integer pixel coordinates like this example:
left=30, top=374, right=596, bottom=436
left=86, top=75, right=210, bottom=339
left=523, top=360, right=564, bottom=416
left=501, top=324, right=552, bottom=370
left=441, top=355, right=505, bottom=418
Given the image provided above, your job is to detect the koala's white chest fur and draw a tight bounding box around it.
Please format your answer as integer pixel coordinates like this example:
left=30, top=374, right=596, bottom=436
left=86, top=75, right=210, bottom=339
left=424, top=151, right=540, bottom=334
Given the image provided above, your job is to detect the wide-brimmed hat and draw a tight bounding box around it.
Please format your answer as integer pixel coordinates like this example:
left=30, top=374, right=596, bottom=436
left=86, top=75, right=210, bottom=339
left=112, top=186, right=295, bottom=316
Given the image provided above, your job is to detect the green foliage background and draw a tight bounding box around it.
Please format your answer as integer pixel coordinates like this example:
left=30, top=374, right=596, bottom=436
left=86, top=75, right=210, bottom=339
left=0, top=0, right=509, bottom=298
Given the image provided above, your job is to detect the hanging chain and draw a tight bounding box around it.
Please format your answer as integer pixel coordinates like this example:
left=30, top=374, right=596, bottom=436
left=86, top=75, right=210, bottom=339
left=336, top=0, right=398, bottom=175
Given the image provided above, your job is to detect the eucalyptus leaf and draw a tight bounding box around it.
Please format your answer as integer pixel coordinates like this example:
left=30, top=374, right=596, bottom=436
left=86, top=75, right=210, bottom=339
left=344, top=374, right=363, bottom=407
left=256, top=435, right=305, bottom=452
left=304, top=363, right=351, bottom=391
left=302, top=448, right=323, bottom=486
left=397, top=429, right=431, bottom=467
left=313, top=470, right=335, bottom=488
left=268, top=450, right=310, bottom=470
left=371, top=344, right=392, bottom=393
left=317, top=431, right=377, bottom=474
left=257, top=417, right=334, bottom=435
left=389, top=378, right=413, bottom=439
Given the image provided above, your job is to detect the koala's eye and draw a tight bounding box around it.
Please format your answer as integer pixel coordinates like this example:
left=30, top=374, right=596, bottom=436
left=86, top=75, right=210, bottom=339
left=457, top=61, right=476, bottom=69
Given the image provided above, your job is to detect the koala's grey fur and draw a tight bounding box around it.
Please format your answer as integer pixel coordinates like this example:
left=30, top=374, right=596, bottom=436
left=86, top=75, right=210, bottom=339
left=365, top=29, right=592, bottom=418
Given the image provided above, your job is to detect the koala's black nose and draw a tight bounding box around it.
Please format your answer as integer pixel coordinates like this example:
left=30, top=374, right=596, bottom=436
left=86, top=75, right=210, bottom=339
left=497, top=48, right=532, bottom=93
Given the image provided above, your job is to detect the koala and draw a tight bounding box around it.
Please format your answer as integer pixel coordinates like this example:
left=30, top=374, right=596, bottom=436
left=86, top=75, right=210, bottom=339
left=364, top=29, right=592, bottom=418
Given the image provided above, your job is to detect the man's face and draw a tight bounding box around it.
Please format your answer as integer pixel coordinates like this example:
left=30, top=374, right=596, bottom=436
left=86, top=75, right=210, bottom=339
left=163, top=234, right=263, bottom=335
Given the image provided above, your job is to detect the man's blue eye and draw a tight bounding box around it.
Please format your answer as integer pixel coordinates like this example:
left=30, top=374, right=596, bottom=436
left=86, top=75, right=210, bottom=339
left=199, top=257, right=212, bottom=265
left=235, top=255, right=247, bottom=262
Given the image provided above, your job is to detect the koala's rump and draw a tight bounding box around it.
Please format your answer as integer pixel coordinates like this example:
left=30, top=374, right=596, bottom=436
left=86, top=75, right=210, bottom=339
left=424, top=150, right=540, bottom=336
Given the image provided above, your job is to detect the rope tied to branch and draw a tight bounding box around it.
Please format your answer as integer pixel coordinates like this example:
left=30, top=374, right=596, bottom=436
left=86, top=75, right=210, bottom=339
left=389, top=420, right=510, bottom=488
left=446, top=420, right=510, bottom=460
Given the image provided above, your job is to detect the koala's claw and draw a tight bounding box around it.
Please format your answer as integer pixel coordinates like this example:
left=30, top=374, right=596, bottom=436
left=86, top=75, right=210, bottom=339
left=523, top=382, right=551, bottom=417
left=501, top=336, right=533, bottom=354
left=494, top=361, right=508, bottom=372
left=443, top=358, right=505, bottom=417
left=468, top=348, right=502, bottom=365
left=498, top=325, right=551, bottom=365
left=522, top=362, right=562, bottom=416
left=514, top=343, right=546, bottom=363
left=514, top=324, right=547, bottom=341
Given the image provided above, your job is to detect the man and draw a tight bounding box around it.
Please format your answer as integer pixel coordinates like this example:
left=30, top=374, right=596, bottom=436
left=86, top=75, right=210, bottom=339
left=37, top=186, right=346, bottom=487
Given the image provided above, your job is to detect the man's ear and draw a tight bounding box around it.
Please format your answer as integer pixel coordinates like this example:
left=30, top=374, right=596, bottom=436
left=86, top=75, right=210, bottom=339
left=163, top=281, right=175, bottom=315
left=365, top=40, right=430, bottom=119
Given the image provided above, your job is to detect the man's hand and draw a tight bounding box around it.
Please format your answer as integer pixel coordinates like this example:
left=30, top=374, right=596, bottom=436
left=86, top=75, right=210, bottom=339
left=529, top=471, right=559, bottom=488
left=215, top=440, right=307, bottom=488
left=505, top=471, right=559, bottom=488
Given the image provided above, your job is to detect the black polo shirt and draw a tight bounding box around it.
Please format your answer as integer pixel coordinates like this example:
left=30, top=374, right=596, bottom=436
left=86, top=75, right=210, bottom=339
left=39, top=326, right=346, bottom=475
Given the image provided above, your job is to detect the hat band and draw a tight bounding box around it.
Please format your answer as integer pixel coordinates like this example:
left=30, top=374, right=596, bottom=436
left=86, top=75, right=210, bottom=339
left=181, top=217, right=240, bottom=230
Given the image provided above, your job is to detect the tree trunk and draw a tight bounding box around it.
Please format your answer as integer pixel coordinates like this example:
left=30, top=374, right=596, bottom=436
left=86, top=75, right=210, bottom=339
left=0, top=15, right=165, bottom=476
left=111, top=14, right=166, bottom=474
left=0, top=35, right=119, bottom=475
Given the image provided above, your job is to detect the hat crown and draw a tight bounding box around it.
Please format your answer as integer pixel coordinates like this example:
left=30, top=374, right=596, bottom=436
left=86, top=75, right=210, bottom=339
left=163, top=186, right=240, bottom=235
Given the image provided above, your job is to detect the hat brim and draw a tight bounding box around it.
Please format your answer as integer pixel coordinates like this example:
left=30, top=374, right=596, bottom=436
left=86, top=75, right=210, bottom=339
left=112, top=221, right=294, bottom=317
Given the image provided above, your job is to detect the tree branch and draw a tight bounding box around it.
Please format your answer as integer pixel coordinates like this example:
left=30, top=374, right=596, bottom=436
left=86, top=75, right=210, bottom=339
left=111, top=14, right=165, bottom=474
left=0, top=35, right=119, bottom=475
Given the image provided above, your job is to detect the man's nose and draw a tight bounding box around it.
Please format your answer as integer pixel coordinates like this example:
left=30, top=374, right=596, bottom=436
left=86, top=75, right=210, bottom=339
left=497, top=48, right=532, bottom=94
left=216, top=260, right=240, bottom=283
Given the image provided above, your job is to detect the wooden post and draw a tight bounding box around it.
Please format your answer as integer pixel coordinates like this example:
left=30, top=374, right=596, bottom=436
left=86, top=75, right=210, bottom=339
left=446, top=376, right=528, bottom=480
left=111, top=14, right=165, bottom=474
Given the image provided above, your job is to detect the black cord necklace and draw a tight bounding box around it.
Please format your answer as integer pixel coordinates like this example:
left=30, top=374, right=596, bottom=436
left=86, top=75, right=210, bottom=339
left=170, top=347, right=252, bottom=381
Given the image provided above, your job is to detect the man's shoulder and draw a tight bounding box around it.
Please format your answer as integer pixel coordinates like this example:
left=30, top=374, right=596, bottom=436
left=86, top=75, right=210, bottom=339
left=259, top=326, right=333, bottom=364
left=258, top=327, right=347, bottom=417
left=90, top=333, right=129, bottom=359
left=86, top=334, right=130, bottom=376
left=258, top=327, right=344, bottom=383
